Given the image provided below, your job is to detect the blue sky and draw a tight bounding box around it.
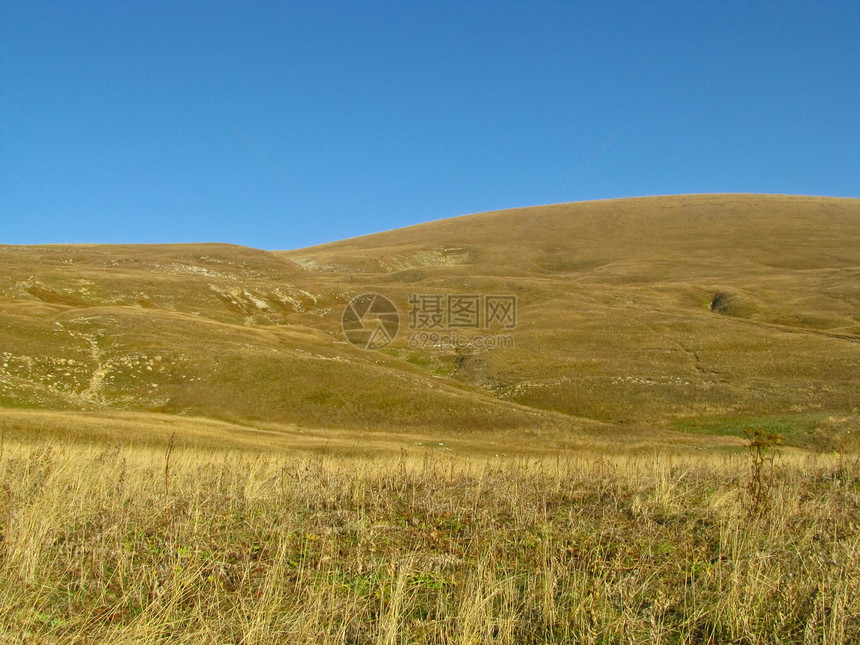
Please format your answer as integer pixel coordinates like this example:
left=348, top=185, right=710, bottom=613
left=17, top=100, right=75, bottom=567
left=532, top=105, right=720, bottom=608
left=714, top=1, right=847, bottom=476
left=2, top=1, right=858, bottom=250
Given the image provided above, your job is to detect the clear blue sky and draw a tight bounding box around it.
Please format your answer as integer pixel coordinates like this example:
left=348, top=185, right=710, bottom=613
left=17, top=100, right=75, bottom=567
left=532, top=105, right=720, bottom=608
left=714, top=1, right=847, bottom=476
left=2, top=1, right=858, bottom=250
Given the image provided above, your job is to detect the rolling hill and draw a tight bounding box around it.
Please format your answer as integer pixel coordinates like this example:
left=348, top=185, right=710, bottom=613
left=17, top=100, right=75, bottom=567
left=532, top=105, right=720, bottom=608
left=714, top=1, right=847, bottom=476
left=1, top=194, right=858, bottom=454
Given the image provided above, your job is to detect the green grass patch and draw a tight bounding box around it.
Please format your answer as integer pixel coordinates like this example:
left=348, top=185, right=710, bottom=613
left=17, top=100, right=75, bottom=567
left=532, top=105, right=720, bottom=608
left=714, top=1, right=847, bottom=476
left=672, top=412, right=853, bottom=450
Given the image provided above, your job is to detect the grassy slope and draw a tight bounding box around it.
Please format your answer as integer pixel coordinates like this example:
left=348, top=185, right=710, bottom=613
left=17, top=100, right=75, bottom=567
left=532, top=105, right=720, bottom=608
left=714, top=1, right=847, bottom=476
left=1, top=194, right=858, bottom=452
left=280, top=194, right=860, bottom=449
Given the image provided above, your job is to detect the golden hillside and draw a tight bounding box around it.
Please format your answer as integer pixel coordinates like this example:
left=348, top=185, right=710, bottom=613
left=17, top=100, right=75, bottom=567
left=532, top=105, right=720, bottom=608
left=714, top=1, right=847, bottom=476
left=1, top=194, right=858, bottom=453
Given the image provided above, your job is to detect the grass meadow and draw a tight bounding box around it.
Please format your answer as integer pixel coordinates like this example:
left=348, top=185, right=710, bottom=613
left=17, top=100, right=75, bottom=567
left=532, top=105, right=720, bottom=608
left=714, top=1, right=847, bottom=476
left=0, top=434, right=857, bottom=644
left=1, top=195, right=857, bottom=641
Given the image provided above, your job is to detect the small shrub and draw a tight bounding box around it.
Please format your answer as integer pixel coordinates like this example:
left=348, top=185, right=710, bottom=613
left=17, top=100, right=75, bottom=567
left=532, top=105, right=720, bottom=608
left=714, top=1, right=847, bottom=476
left=743, top=427, right=784, bottom=517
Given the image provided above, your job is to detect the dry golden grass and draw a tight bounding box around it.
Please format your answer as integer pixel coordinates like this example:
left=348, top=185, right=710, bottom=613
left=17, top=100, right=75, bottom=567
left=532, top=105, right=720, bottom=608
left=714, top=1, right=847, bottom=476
left=0, top=408, right=741, bottom=460
left=0, top=435, right=857, bottom=643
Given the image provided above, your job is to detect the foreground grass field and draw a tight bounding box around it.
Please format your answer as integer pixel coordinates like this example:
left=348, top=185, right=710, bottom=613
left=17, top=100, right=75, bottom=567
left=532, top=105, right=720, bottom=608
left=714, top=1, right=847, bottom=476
left=0, top=435, right=857, bottom=644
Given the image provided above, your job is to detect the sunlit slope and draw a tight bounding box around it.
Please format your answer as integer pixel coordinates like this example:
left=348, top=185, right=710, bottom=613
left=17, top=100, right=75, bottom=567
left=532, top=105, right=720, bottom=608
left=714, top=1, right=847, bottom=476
left=1, top=194, right=858, bottom=448
left=284, top=194, right=859, bottom=277
left=280, top=194, right=860, bottom=444
left=0, top=244, right=578, bottom=435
